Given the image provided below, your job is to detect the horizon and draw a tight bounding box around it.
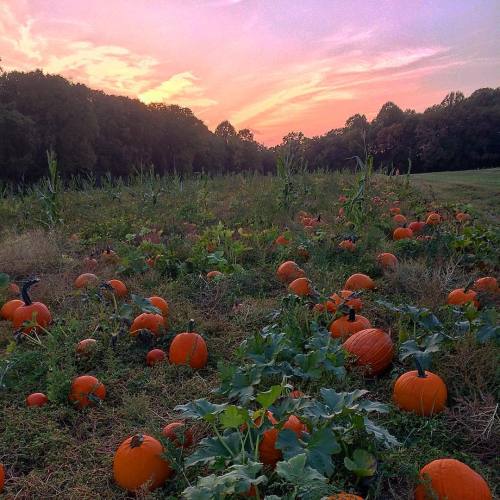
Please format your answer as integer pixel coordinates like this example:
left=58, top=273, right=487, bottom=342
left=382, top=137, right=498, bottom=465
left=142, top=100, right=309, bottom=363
left=1, top=0, right=499, bottom=145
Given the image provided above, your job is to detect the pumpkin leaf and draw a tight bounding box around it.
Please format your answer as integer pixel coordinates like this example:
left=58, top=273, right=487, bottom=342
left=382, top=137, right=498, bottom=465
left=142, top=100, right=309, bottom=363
left=276, top=453, right=327, bottom=485
left=185, top=432, right=241, bottom=468
left=175, top=399, right=227, bottom=423
left=256, top=384, right=282, bottom=410
left=220, top=405, right=249, bottom=429
left=344, top=448, right=377, bottom=477
left=0, top=273, right=9, bottom=288
left=131, top=294, right=162, bottom=314
left=364, top=417, right=399, bottom=448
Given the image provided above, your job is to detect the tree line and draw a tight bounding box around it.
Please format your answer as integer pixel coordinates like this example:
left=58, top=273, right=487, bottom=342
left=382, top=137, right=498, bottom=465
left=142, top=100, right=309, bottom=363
left=0, top=69, right=499, bottom=182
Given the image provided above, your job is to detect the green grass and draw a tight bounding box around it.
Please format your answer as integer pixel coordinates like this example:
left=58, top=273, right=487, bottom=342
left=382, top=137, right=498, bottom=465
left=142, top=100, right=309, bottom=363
left=0, top=169, right=498, bottom=498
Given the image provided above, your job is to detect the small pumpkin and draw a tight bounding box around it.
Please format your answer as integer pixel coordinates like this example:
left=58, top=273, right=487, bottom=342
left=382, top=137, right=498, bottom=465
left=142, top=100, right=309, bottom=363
left=146, top=349, right=166, bottom=366
left=329, top=309, right=371, bottom=338
left=426, top=212, right=441, bottom=225
left=447, top=288, right=479, bottom=308
left=162, top=421, right=193, bottom=448
left=393, top=359, right=447, bottom=416
left=83, top=257, right=98, bottom=271
left=473, top=277, right=498, bottom=293
left=69, top=375, right=106, bottom=409
left=275, top=234, right=289, bottom=245
left=288, top=277, right=313, bottom=296
left=393, top=214, right=407, bottom=226
left=289, top=389, right=304, bottom=398
left=344, top=273, right=375, bottom=291
left=26, top=392, right=49, bottom=407
left=408, top=220, right=426, bottom=234
left=1, top=299, right=25, bottom=321
left=8, top=282, right=20, bottom=296
left=113, top=434, right=172, bottom=492
left=169, top=320, right=208, bottom=369
left=276, top=261, right=306, bottom=284
left=339, top=239, right=356, bottom=251
left=297, top=245, right=310, bottom=260
left=206, top=270, right=223, bottom=281
left=76, top=339, right=97, bottom=358
left=330, top=290, right=363, bottom=312
left=75, top=273, right=99, bottom=289
left=0, top=463, right=4, bottom=493
left=377, top=252, right=398, bottom=269
left=148, top=296, right=169, bottom=316
left=415, top=458, right=491, bottom=500
left=12, top=279, right=52, bottom=333
left=389, top=207, right=401, bottom=215
left=259, top=414, right=307, bottom=467
left=130, top=313, right=165, bottom=337
left=455, top=212, right=471, bottom=223
left=343, top=328, right=394, bottom=375
left=101, top=246, right=119, bottom=264
left=106, top=279, right=128, bottom=297
left=393, top=227, right=413, bottom=240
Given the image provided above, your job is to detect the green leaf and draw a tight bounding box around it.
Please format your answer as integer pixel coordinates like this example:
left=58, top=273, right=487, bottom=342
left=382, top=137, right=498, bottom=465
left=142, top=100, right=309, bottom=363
left=220, top=405, right=249, bottom=429
left=256, top=384, right=282, bottom=410
left=0, top=273, right=9, bottom=288
left=364, top=417, right=399, bottom=448
left=276, top=454, right=327, bottom=485
left=344, top=449, right=377, bottom=477
left=185, top=432, right=240, bottom=468
left=131, top=294, right=162, bottom=314
left=175, top=399, right=227, bottom=423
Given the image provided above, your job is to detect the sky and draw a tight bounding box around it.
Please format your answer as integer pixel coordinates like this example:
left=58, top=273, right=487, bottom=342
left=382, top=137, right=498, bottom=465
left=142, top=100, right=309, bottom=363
left=1, top=0, right=499, bottom=145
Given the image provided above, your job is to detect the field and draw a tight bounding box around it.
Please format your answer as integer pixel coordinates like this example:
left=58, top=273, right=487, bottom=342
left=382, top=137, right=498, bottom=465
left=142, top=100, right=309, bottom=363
left=0, top=165, right=498, bottom=499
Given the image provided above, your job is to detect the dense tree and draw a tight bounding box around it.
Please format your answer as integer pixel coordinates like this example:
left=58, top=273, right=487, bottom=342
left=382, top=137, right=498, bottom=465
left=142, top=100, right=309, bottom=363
left=0, top=69, right=498, bottom=182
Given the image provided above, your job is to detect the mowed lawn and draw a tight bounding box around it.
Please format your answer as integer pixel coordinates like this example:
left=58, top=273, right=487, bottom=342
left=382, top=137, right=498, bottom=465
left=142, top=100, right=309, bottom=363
left=411, top=168, right=500, bottom=222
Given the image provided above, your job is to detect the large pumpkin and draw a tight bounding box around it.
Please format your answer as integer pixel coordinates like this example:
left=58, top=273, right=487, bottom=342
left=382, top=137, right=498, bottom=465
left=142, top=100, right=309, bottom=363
left=415, top=458, right=491, bottom=500
left=393, top=360, right=447, bottom=416
left=74, top=273, right=99, bottom=289
left=113, top=434, right=172, bottom=491
left=343, top=328, right=394, bottom=375
left=447, top=288, right=479, bottom=308
left=377, top=252, right=398, bottom=270
left=106, top=279, right=128, bottom=297
left=169, top=320, right=208, bottom=369
left=288, top=277, right=313, bottom=297
left=329, top=309, right=371, bottom=338
left=393, top=227, right=413, bottom=240
left=344, top=273, right=375, bottom=291
left=68, top=375, right=106, bottom=409
left=130, top=313, right=165, bottom=337
left=473, top=277, right=498, bottom=294
left=12, top=279, right=52, bottom=333
left=276, top=261, right=306, bottom=284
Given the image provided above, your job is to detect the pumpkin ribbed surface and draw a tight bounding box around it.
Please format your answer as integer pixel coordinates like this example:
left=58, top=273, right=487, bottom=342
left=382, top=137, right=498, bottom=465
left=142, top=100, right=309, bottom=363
left=415, top=458, right=491, bottom=499
left=343, top=328, right=393, bottom=375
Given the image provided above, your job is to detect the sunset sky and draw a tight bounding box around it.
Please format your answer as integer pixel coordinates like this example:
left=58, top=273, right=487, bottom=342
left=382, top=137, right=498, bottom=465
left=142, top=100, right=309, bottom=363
left=1, top=0, right=499, bottom=145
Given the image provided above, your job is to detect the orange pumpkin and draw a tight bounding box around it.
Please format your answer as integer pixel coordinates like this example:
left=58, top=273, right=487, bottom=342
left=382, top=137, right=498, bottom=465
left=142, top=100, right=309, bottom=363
left=415, top=459, right=491, bottom=500
left=83, top=257, right=98, bottom=271
left=408, top=221, right=426, bottom=234
left=389, top=207, right=401, bottom=215
left=473, top=277, right=498, bottom=294
left=447, top=288, right=479, bottom=308
left=377, top=252, right=398, bottom=270
left=169, top=320, right=208, bottom=369
left=329, top=309, right=371, bottom=338
left=0, top=463, right=4, bottom=493
left=455, top=212, right=471, bottom=223
left=1, top=299, right=25, bottom=321
left=76, top=339, right=97, bottom=358
left=148, top=296, right=169, bottom=316
left=207, top=270, right=223, bottom=281
left=276, top=261, right=306, bottom=284
left=426, top=212, right=441, bottom=225
left=329, top=290, right=363, bottom=312
left=146, top=349, right=166, bottom=366
left=393, top=360, right=447, bottom=416
left=74, top=273, right=99, bottom=289
left=393, top=227, right=413, bottom=240
left=130, top=313, right=165, bottom=337
left=106, top=279, right=128, bottom=297
left=288, top=277, right=313, bottom=296
left=26, top=392, right=49, bottom=407
left=162, top=421, right=193, bottom=448
left=343, top=328, right=394, bottom=375
left=275, top=234, right=289, bottom=245
left=259, top=414, right=307, bottom=467
left=345, top=273, right=375, bottom=291
left=393, top=214, right=407, bottom=226
left=113, top=434, right=172, bottom=492
left=339, top=239, right=356, bottom=252
left=69, top=375, right=106, bottom=409
left=8, top=282, right=20, bottom=296
left=289, top=390, right=304, bottom=398
left=12, top=279, right=52, bottom=333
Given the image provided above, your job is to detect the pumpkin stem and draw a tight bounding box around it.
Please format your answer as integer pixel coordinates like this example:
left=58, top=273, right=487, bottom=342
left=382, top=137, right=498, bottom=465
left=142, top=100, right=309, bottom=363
left=130, top=434, right=144, bottom=448
left=21, top=278, right=39, bottom=306
left=348, top=308, right=356, bottom=322
left=414, top=357, right=427, bottom=378
left=463, top=280, right=475, bottom=293
left=188, top=319, right=195, bottom=333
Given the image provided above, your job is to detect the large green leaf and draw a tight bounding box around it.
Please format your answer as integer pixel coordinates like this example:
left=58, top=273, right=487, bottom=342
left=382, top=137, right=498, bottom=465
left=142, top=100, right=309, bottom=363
left=344, top=448, right=377, bottom=477
left=175, top=399, right=227, bottom=423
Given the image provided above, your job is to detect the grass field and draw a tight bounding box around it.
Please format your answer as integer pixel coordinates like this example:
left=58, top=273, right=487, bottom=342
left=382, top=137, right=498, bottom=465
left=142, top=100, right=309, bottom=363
left=0, top=167, right=498, bottom=499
